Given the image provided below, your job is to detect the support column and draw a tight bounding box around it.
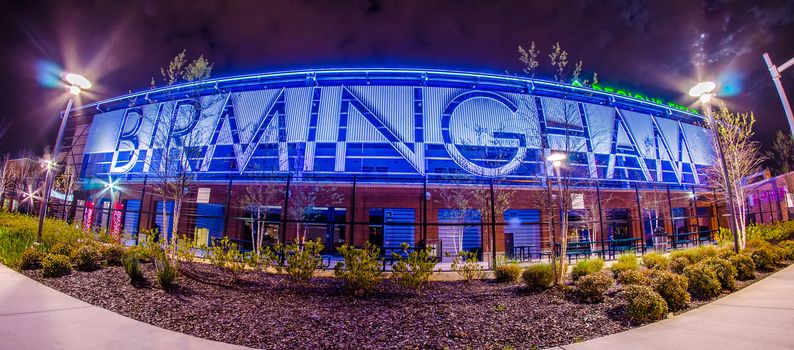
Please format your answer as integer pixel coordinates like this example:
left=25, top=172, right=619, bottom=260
left=350, top=175, right=357, bottom=246
left=489, top=179, right=497, bottom=266
left=595, top=183, right=605, bottom=259
left=135, top=176, right=148, bottom=245
left=281, top=174, right=291, bottom=245
left=634, top=183, right=645, bottom=254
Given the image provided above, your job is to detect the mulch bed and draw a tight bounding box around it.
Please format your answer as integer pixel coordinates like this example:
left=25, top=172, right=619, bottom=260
left=22, top=263, right=785, bottom=350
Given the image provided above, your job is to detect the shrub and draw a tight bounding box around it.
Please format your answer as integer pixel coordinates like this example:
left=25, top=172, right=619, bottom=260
left=649, top=270, right=690, bottom=311
left=126, top=245, right=152, bottom=263
left=623, top=285, right=668, bottom=323
left=571, top=258, right=605, bottom=282
left=71, top=244, right=103, bottom=272
left=155, top=256, right=178, bottom=291
left=42, top=254, right=72, bottom=278
left=285, top=239, right=325, bottom=280
left=49, top=242, right=75, bottom=258
left=208, top=236, right=246, bottom=281
left=575, top=272, right=614, bottom=303
left=334, top=243, right=383, bottom=295
left=617, top=269, right=650, bottom=286
left=693, top=245, right=720, bottom=260
left=610, top=253, right=640, bottom=277
left=451, top=251, right=485, bottom=282
left=748, top=247, right=777, bottom=271
left=19, top=247, right=45, bottom=270
left=717, top=247, right=737, bottom=260
left=778, top=240, right=794, bottom=261
left=682, top=263, right=722, bottom=299
left=391, top=244, right=437, bottom=292
left=729, top=253, right=755, bottom=280
left=176, top=235, right=196, bottom=263
left=702, top=257, right=737, bottom=291
left=669, top=256, right=691, bottom=274
left=122, top=254, right=144, bottom=285
left=641, top=252, right=669, bottom=270
left=494, top=263, right=523, bottom=283
left=100, top=244, right=125, bottom=266
left=522, top=263, right=554, bottom=291
left=669, top=248, right=698, bottom=264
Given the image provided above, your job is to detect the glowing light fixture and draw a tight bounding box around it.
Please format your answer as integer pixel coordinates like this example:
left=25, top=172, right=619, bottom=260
left=64, top=73, right=92, bottom=89
left=547, top=152, right=566, bottom=167
left=689, top=81, right=717, bottom=101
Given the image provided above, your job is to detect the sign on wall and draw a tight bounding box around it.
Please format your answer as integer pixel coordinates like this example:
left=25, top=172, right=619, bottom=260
left=80, top=84, right=715, bottom=184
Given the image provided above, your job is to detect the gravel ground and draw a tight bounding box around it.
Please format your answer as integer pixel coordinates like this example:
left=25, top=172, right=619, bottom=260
left=23, top=263, right=783, bottom=350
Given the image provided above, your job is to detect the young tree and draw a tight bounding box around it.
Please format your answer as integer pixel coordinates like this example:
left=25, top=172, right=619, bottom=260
left=287, top=181, right=344, bottom=246
left=237, top=182, right=284, bottom=254
left=143, top=50, right=218, bottom=257
left=517, top=41, right=600, bottom=285
left=706, top=103, right=764, bottom=249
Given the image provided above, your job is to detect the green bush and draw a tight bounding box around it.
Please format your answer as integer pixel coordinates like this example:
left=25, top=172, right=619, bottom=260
left=122, top=253, right=144, bottom=285
left=748, top=247, right=777, bottom=271
left=649, top=270, right=690, bottom=311
left=522, top=263, right=554, bottom=291
left=285, top=240, right=325, bottom=280
left=729, top=253, right=755, bottom=280
left=669, top=248, right=698, bottom=264
left=334, top=243, right=383, bottom=295
left=72, top=244, right=103, bottom=272
left=208, top=236, right=247, bottom=281
left=778, top=240, right=794, bottom=261
left=575, top=271, right=614, bottom=303
left=155, top=255, right=178, bottom=291
left=571, top=258, right=605, bottom=282
left=49, top=242, right=75, bottom=258
left=683, top=263, right=722, bottom=299
left=101, top=244, right=125, bottom=266
left=451, top=250, right=485, bottom=282
left=617, top=269, right=650, bottom=286
left=641, top=252, right=669, bottom=270
left=717, top=246, right=737, bottom=260
left=610, top=253, right=640, bottom=277
left=42, top=254, right=72, bottom=278
left=623, top=285, right=668, bottom=323
left=494, top=263, right=523, bottom=283
left=390, top=244, right=436, bottom=292
left=19, top=247, right=45, bottom=270
left=126, top=245, right=152, bottom=263
left=702, top=257, right=737, bottom=291
left=669, top=256, right=691, bottom=274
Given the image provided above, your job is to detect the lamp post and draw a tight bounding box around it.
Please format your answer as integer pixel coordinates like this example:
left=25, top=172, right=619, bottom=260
left=36, top=73, right=91, bottom=243
left=762, top=53, right=794, bottom=138
left=689, top=82, right=740, bottom=253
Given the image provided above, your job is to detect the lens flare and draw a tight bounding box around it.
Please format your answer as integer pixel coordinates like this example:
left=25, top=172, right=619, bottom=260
left=36, top=60, right=63, bottom=88
left=717, top=70, right=743, bottom=97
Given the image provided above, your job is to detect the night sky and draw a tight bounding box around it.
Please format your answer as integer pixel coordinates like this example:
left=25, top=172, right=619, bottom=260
left=0, top=0, right=792, bottom=156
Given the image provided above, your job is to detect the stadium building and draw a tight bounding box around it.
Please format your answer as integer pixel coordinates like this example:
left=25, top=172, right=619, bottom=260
left=31, top=69, right=733, bottom=262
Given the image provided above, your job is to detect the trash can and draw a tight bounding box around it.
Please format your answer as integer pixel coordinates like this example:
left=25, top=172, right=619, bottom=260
left=652, top=227, right=667, bottom=253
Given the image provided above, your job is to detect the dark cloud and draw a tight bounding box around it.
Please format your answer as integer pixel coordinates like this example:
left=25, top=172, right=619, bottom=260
left=0, top=0, right=792, bottom=156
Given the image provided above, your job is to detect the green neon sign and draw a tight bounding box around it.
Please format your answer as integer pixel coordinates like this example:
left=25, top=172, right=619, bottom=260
left=574, top=81, right=700, bottom=115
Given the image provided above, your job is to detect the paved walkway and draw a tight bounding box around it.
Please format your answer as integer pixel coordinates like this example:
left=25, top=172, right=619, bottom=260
left=0, top=264, right=250, bottom=350
left=550, top=263, right=794, bottom=350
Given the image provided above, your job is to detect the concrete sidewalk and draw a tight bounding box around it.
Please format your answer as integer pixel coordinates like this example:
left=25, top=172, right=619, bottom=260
left=0, top=263, right=250, bottom=350
left=551, top=263, right=794, bottom=350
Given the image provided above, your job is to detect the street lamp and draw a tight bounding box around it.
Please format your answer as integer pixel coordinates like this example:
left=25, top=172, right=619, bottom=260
left=688, top=81, right=740, bottom=253
left=36, top=72, right=91, bottom=243
left=762, top=53, right=794, bottom=138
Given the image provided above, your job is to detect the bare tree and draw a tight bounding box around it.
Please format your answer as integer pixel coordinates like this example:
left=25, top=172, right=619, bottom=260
left=141, top=50, right=218, bottom=256
left=517, top=41, right=600, bottom=285
left=766, top=131, right=794, bottom=196
left=237, top=182, right=284, bottom=254
left=287, top=181, right=344, bottom=246
left=706, top=103, right=764, bottom=249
